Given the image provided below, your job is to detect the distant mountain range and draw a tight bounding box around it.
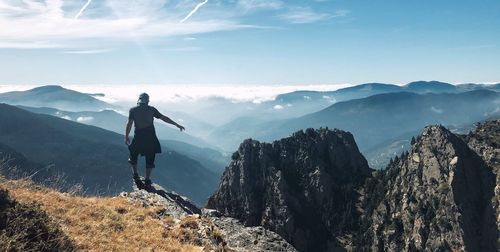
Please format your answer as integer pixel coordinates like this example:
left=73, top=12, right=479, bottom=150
left=0, top=85, right=114, bottom=111
left=0, top=104, right=219, bottom=205
left=290, top=90, right=499, bottom=148
left=0, top=85, right=216, bottom=141
left=252, top=81, right=499, bottom=119
left=207, top=82, right=499, bottom=150
left=161, top=81, right=499, bottom=129
left=274, top=81, right=499, bottom=106
left=210, top=90, right=500, bottom=153
left=1, top=81, right=498, bottom=171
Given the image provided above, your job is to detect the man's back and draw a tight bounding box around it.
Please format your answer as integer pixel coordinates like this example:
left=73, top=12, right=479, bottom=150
left=129, top=105, right=161, bottom=129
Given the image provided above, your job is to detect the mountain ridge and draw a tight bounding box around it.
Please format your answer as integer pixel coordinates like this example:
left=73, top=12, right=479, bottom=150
left=207, top=120, right=500, bottom=251
left=358, top=124, right=497, bottom=251
left=0, top=85, right=114, bottom=111
left=211, top=90, right=500, bottom=152
left=207, top=128, right=373, bottom=251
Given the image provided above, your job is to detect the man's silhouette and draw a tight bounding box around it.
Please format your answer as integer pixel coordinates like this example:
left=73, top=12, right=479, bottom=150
left=125, top=93, right=185, bottom=186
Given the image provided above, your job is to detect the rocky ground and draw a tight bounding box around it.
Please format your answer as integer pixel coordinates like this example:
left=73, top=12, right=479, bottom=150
left=122, top=178, right=297, bottom=252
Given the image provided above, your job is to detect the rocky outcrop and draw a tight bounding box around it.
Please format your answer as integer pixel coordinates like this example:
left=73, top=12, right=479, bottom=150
left=207, top=128, right=372, bottom=251
left=121, top=179, right=296, bottom=252
left=358, top=125, right=497, bottom=251
left=211, top=217, right=297, bottom=252
left=207, top=123, right=500, bottom=252
left=465, top=119, right=500, bottom=248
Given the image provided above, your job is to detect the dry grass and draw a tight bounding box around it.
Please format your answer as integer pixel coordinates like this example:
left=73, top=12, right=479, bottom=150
left=0, top=178, right=223, bottom=252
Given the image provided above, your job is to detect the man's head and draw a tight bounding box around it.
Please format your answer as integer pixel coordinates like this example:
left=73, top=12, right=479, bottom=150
left=137, top=93, right=150, bottom=105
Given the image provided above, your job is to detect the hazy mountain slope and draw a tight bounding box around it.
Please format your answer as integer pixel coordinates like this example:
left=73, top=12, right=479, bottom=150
left=365, top=115, right=500, bottom=169
left=259, top=90, right=500, bottom=152
left=160, top=140, right=229, bottom=174
left=364, top=130, right=419, bottom=169
left=404, top=80, right=457, bottom=93
left=208, top=87, right=500, bottom=152
left=0, top=142, right=41, bottom=177
left=264, top=81, right=498, bottom=120
left=0, top=104, right=218, bottom=204
left=268, top=81, right=450, bottom=113
left=0, top=85, right=114, bottom=111
left=457, top=83, right=500, bottom=92
left=206, top=116, right=278, bottom=152
left=17, top=106, right=214, bottom=149
left=188, top=83, right=402, bottom=128
left=205, top=83, right=408, bottom=151
left=163, top=110, right=216, bottom=138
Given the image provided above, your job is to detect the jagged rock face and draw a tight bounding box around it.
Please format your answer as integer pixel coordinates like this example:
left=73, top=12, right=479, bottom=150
left=207, top=128, right=372, bottom=251
left=212, top=217, right=297, bottom=252
left=465, top=119, right=500, bottom=248
left=360, top=125, right=497, bottom=251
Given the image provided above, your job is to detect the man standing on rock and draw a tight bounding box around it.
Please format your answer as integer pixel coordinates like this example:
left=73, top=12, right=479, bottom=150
left=125, top=93, right=185, bottom=187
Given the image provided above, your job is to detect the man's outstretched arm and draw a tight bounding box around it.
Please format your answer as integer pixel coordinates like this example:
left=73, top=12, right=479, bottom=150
left=125, top=118, right=133, bottom=145
left=160, top=115, right=185, bottom=131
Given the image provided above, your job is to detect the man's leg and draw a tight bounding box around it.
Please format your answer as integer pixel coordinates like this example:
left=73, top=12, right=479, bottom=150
left=145, top=167, right=152, bottom=180
left=128, top=151, right=139, bottom=178
left=132, top=164, right=138, bottom=177
left=145, top=154, right=156, bottom=183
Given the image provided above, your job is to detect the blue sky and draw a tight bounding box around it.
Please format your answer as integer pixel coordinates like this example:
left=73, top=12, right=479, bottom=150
left=0, top=0, right=499, bottom=85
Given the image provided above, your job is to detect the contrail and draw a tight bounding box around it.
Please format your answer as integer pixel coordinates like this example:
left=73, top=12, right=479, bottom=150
left=180, top=0, right=209, bottom=23
left=74, top=0, right=92, bottom=20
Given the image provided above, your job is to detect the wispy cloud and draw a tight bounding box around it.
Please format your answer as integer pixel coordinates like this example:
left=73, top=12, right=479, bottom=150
left=0, top=0, right=349, bottom=49
left=237, top=0, right=284, bottom=11
left=64, top=48, right=113, bottom=54
left=279, top=7, right=348, bottom=24
left=180, top=0, right=209, bottom=23
left=0, top=41, right=64, bottom=49
left=77, top=116, right=94, bottom=122
left=430, top=106, right=444, bottom=114
left=163, top=46, right=201, bottom=52
left=0, top=0, right=245, bottom=48
left=74, top=0, right=92, bottom=19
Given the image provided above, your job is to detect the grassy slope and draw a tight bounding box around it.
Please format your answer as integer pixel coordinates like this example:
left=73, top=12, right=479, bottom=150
left=0, top=177, right=225, bottom=251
